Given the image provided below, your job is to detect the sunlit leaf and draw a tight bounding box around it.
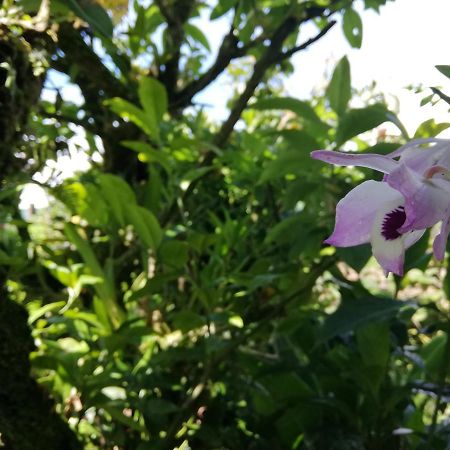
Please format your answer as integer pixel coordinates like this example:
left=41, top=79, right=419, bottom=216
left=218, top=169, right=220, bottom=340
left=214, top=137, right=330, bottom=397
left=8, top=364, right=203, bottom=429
left=326, top=56, right=351, bottom=116
left=436, top=65, right=450, bottom=79
left=343, top=8, right=363, bottom=48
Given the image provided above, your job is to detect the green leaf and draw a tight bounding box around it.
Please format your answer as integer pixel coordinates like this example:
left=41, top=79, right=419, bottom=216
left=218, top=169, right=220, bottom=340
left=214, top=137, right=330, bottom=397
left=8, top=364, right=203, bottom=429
left=28, top=301, right=66, bottom=325
left=326, top=56, right=351, bottom=116
left=159, top=240, right=189, bottom=268
left=259, top=130, right=319, bottom=183
left=101, top=404, right=146, bottom=432
left=431, top=87, right=450, bottom=106
left=421, top=332, right=448, bottom=379
left=122, top=140, right=171, bottom=171
left=343, top=8, right=363, bottom=48
left=64, top=223, right=123, bottom=328
left=126, top=204, right=162, bottom=251
left=357, top=322, right=390, bottom=368
left=123, top=77, right=167, bottom=142
left=59, top=181, right=109, bottom=228
left=181, top=166, right=214, bottom=190
left=260, top=146, right=321, bottom=183
left=97, top=173, right=136, bottom=227
left=229, top=315, right=244, bottom=328
left=364, top=0, right=390, bottom=12
left=260, top=372, right=313, bottom=403
left=210, top=0, right=238, bottom=20
left=138, top=77, right=168, bottom=123
left=64, top=0, right=113, bottom=39
left=436, top=65, right=450, bottom=79
left=356, top=321, right=390, bottom=393
left=414, top=118, right=450, bottom=139
left=184, top=23, right=211, bottom=51
left=277, top=129, right=318, bottom=150
left=106, top=98, right=155, bottom=138
left=145, top=5, right=165, bottom=34
left=64, top=224, right=104, bottom=280
left=252, top=97, right=327, bottom=129
left=337, top=245, right=371, bottom=272
left=404, top=230, right=432, bottom=273
left=320, top=296, right=407, bottom=342
left=265, top=214, right=302, bottom=244
left=336, top=103, right=395, bottom=146
left=171, top=310, right=206, bottom=332
left=0, top=184, right=20, bottom=202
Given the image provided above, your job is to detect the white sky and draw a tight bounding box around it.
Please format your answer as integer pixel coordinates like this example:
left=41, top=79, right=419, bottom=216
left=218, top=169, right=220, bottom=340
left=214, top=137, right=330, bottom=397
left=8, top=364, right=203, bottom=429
left=288, top=0, right=450, bottom=136
left=196, top=0, right=450, bottom=135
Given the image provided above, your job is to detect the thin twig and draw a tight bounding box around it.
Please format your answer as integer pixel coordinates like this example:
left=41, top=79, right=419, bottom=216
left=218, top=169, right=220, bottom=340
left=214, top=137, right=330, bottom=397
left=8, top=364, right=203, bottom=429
left=276, top=20, right=337, bottom=62
left=212, top=16, right=299, bottom=149
left=170, top=7, right=241, bottom=111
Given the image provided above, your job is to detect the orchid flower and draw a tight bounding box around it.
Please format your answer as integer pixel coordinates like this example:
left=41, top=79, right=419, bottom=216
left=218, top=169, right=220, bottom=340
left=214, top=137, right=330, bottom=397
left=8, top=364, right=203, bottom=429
left=311, top=138, right=450, bottom=275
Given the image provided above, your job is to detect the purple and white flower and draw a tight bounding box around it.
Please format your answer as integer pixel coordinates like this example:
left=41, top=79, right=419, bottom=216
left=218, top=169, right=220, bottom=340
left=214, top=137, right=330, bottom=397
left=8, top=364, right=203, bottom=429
left=311, top=138, right=450, bottom=275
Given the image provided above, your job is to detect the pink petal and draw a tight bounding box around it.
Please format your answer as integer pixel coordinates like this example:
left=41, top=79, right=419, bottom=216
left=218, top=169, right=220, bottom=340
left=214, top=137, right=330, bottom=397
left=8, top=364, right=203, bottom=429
left=325, top=180, right=403, bottom=247
left=388, top=139, right=450, bottom=174
left=433, top=215, right=450, bottom=261
left=311, top=150, right=398, bottom=174
left=386, top=164, right=450, bottom=232
left=387, top=138, right=446, bottom=159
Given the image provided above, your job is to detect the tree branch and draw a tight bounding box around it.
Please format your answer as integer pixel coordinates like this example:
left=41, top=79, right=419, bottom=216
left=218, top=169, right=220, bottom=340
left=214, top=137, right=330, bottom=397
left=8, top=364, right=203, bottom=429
left=212, top=16, right=299, bottom=149
left=54, top=23, right=132, bottom=105
left=161, top=4, right=344, bottom=224
left=156, top=0, right=194, bottom=101
left=276, top=20, right=337, bottom=62
left=169, top=16, right=240, bottom=111
left=212, top=14, right=337, bottom=149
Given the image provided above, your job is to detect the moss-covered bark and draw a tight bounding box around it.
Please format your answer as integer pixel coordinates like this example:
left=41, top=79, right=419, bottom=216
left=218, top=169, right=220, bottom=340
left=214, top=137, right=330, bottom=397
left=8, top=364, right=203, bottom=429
left=0, top=31, right=46, bottom=178
left=0, top=25, right=81, bottom=448
left=0, top=296, right=82, bottom=450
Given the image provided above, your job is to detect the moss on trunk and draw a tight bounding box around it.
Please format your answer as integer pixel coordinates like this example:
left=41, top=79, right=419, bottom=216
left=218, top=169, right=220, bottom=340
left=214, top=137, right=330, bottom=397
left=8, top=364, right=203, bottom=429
left=0, top=296, right=82, bottom=450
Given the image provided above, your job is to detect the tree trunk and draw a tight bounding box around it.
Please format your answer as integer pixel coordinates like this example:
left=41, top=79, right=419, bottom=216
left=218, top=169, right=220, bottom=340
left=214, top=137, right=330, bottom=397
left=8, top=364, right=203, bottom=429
left=0, top=295, right=82, bottom=450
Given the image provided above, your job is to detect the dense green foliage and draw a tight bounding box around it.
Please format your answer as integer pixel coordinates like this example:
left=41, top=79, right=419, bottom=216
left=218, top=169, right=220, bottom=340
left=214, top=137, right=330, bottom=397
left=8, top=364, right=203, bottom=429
left=1, top=0, right=450, bottom=449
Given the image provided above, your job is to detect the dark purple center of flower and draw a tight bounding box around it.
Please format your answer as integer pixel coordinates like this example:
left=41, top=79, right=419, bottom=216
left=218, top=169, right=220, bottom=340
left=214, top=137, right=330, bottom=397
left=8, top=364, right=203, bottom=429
left=381, top=206, right=406, bottom=240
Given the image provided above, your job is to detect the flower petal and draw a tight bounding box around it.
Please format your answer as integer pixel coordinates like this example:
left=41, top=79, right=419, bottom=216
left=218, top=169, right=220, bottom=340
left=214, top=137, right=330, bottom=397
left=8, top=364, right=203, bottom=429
left=311, top=150, right=398, bottom=173
left=386, top=164, right=450, bottom=231
left=370, top=199, right=410, bottom=276
left=387, top=139, right=450, bottom=174
left=371, top=215, right=426, bottom=276
left=325, top=180, right=403, bottom=247
left=433, top=214, right=450, bottom=261
left=387, top=138, right=447, bottom=159
left=371, top=233, right=405, bottom=276
left=405, top=229, right=426, bottom=249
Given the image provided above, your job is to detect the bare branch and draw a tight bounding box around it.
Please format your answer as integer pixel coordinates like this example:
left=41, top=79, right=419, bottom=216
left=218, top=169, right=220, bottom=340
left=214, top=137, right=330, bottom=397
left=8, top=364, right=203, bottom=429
left=212, top=10, right=339, bottom=149
left=212, top=16, right=299, bottom=149
left=169, top=5, right=279, bottom=112
left=276, top=20, right=337, bottom=62
left=170, top=14, right=240, bottom=111
left=154, top=0, right=176, bottom=24
left=156, top=0, right=194, bottom=100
